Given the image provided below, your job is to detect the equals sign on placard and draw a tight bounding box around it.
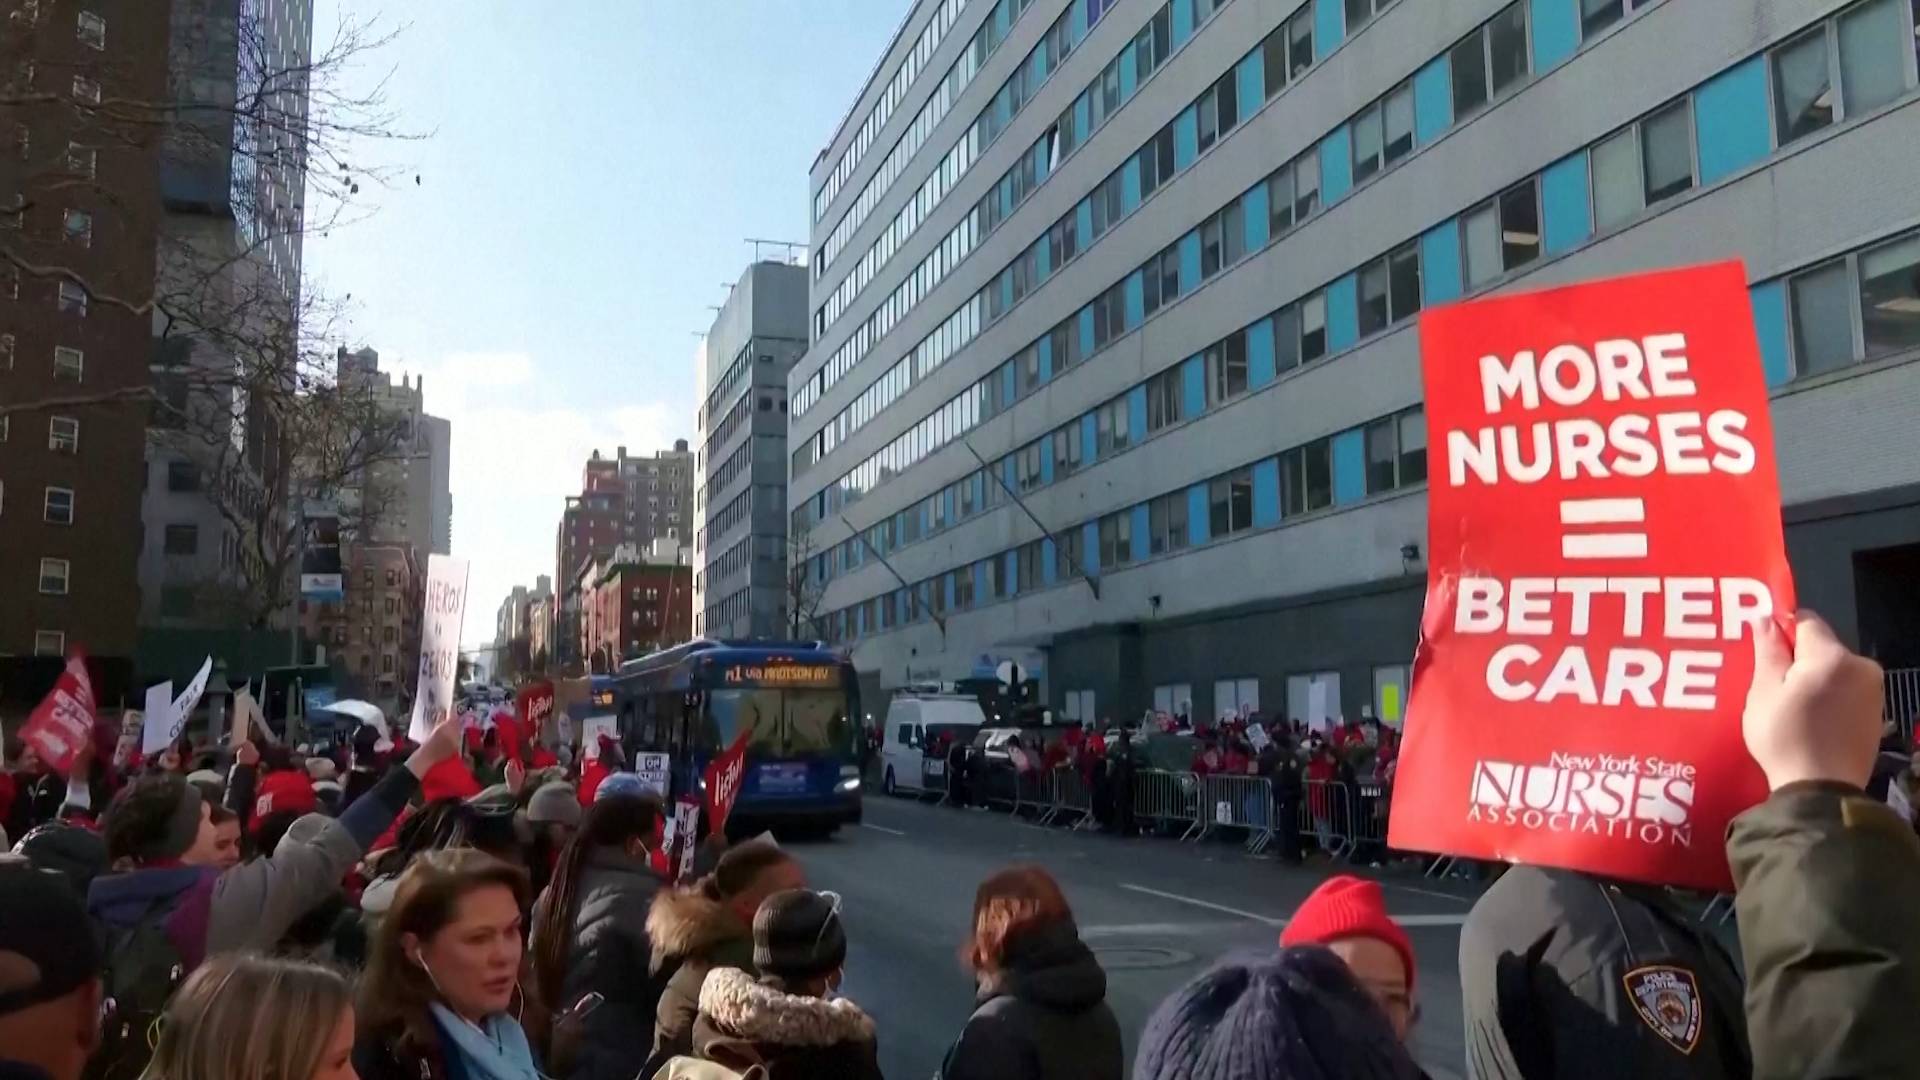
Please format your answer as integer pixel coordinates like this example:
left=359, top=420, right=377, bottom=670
left=1559, top=498, right=1648, bottom=559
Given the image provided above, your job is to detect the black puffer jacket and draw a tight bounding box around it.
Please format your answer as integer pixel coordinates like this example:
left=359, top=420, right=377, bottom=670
left=939, top=922, right=1122, bottom=1080
left=531, top=845, right=664, bottom=1080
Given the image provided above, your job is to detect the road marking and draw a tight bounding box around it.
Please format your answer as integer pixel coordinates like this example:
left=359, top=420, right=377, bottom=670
left=1121, top=883, right=1284, bottom=926
left=1121, top=884, right=1471, bottom=929
left=857, top=822, right=907, bottom=836
left=1384, top=883, right=1475, bottom=904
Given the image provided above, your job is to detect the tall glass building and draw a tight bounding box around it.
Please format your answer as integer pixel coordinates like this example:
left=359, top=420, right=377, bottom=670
left=792, top=0, right=1920, bottom=724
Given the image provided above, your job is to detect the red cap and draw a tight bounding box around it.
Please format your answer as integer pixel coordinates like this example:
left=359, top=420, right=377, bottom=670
left=1278, top=874, right=1416, bottom=992
left=252, top=769, right=319, bottom=833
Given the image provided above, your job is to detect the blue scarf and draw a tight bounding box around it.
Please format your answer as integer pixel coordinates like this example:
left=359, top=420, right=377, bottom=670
left=428, top=1003, right=543, bottom=1080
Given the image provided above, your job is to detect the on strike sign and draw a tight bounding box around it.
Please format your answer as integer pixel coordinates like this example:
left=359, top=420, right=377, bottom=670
left=1390, top=262, right=1793, bottom=891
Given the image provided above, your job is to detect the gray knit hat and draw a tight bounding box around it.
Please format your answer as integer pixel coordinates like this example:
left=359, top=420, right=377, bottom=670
left=526, top=782, right=581, bottom=827
left=753, top=888, right=846, bottom=982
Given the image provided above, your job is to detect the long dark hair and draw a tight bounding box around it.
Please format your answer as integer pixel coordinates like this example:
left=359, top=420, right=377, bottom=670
left=530, top=793, right=663, bottom=1008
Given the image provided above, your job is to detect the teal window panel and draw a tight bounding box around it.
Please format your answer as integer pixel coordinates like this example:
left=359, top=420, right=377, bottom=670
left=1320, top=126, right=1353, bottom=203
left=1131, top=505, right=1151, bottom=562
left=973, top=472, right=985, bottom=510
left=1001, top=363, right=1017, bottom=405
left=1327, top=274, right=1360, bottom=352
left=1248, top=317, right=1277, bottom=387
left=1695, top=56, right=1771, bottom=185
left=1036, top=332, right=1053, bottom=381
left=1071, top=0, right=1088, bottom=40
left=999, top=273, right=1013, bottom=313
left=1541, top=152, right=1592, bottom=255
left=896, top=591, right=909, bottom=624
left=1081, top=414, right=1098, bottom=463
left=945, top=574, right=956, bottom=611
left=1181, top=355, right=1206, bottom=420
left=977, top=561, right=993, bottom=600
left=1000, top=176, right=1014, bottom=215
left=1125, top=270, right=1145, bottom=326
left=1315, top=0, right=1344, bottom=58
left=996, top=92, right=1012, bottom=134
left=1042, top=539, right=1058, bottom=585
left=1188, top=485, right=1211, bottom=544
left=1003, top=456, right=1017, bottom=493
left=1237, top=51, right=1264, bottom=122
left=1332, top=428, right=1367, bottom=504
left=1172, top=0, right=1194, bottom=46
left=1528, top=0, right=1579, bottom=72
left=1082, top=523, right=1101, bottom=575
left=995, top=0, right=1010, bottom=40
left=1242, top=180, right=1270, bottom=251
left=1178, top=231, right=1202, bottom=294
left=1079, top=306, right=1096, bottom=356
left=1036, top=234, right=1052, bottom=278
left=1006, top=551, right=1020, bottom=595
left=1750, top=281, right=1791, bottom=388
left=1252, top=458, right=1280, bottom=527
left=1413, top=55, right=1452, bottom=145
left=1032, top=43, right=1050, bottom=84
left=1075, top=95, right=1091, bottom=143
left=921, top=501, right=933, bottom=532
left=1041, top=446, right=1055, bottom=486
left=1076, top=198, right=1093, bottom=250
left=1120, top=43, right=1139, bottom=98
left=1421, top=220, right=1463, bottom=304
left=1128, top=385, right=1148, bottom=437
left=1122, top=157, right=1143, bottom=213
left=944, top=488, right=956, bottom=524
left=1175, top=109, right=1199, bottom=169
left=1033, top=140, right=1051, bottom=184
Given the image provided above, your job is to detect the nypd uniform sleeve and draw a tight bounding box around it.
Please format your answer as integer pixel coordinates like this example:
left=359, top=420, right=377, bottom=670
left=1729, top=782, right=1920, bottom=1079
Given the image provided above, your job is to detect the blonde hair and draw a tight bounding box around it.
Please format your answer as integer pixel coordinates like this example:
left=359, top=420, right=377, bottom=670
left=140, top=954, right=352, bottom=1080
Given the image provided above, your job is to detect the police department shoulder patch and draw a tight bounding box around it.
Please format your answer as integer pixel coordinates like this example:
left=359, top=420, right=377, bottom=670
left=1624, top=964, right=1703, bottom=1054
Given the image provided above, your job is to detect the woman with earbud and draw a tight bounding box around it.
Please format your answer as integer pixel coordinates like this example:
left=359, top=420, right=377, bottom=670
left=355, top=848, right=541, bottom=1080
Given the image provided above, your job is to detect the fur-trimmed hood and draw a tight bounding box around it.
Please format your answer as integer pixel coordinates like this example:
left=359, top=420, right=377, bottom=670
left=696, top=966, right=877, bottom=1048
left=648, top=886, right=751, bottom=970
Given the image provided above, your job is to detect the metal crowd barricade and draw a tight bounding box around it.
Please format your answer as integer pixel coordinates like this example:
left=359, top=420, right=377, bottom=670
left=1299, top=779, right=1354, bottom=859
left=1040, top=765, right=1095, bottom=829
left=1132, top=769, right=1202, bottom=840
left=1193, top=774, right=1278, bottom=854
left=1010, top=766, right=1050, bottom=817
left=1347, top=780, right=1391, bottom=861
left=1888, top=667, right=1920, bottom=736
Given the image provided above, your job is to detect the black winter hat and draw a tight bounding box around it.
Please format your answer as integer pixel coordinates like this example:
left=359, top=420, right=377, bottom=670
left=752, top=888, right=846, bottom=982
left=1135, top=947, right=1423, bottom=1080
left=0, top=864, right=100, bottom=1016
left=11, top=822, right=108, bottom=897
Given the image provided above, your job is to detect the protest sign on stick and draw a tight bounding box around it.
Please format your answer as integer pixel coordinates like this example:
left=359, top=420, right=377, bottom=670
left=140, top=681, right=176, bottom=756
left=410, top=555, right=471, bottom=743
left=22, top=654, right=97, bottom=775
left=703, top=729, right=752, bottom=838
left=1389, top=261, right=1793, bottom=891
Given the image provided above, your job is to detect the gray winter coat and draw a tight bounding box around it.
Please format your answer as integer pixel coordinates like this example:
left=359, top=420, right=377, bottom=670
left=533, top=845, right=666, bottom=1080
left=939, top=923, right=1122, bottom=1080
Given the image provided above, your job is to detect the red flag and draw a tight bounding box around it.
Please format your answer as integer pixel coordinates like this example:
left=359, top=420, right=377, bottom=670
left=516, top=682, right=555, bottom=739
left=22, top=653, right=97, bottom=775
left=703, top=729, right=751, bottom=837
left=1388, top=262, right=1791, bottom=891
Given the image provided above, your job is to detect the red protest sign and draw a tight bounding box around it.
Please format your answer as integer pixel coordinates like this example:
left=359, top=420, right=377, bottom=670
left=1389, top=262, right=1793, bottom=891
left=703, top=729, right=751, bottom=837
left=21, top=653, right=98, bottom=776
left=517, top=682, right=555, bottom=737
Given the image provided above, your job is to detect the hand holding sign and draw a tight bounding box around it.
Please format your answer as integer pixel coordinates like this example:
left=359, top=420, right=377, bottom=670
left=1391, top=262, right=1793, bottom=890
left=1742, top=611, right=1884, bottom=792
left=406, top=706, right=466, bottom=781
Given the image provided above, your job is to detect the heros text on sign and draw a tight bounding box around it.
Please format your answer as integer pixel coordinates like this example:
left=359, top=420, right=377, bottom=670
left=1389, top=262, right=1794, bottom=891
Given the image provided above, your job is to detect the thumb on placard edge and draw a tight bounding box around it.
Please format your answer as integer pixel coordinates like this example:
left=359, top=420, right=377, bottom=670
left=1749, top=613, right=1793, bottom=690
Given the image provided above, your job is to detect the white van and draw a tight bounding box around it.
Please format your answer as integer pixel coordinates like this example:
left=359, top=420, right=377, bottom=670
left=880, top=695, right=987, bottom=796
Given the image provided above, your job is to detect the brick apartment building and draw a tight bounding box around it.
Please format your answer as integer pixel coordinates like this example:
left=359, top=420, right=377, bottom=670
left=553, top=443, right=692, bottom=670
left=577, top=543, right=692, bottom=674
left=0, top=0, right=167, bottom=660
left=304, top=544, right=422, bottom=705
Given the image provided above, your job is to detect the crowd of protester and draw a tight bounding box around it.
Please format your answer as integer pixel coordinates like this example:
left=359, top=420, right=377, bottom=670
left=2, top=610, right=1918, bottom=1079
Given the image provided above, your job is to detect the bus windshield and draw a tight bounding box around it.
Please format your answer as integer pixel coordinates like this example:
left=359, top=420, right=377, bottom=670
left=706, top=688, right=854, bottom=758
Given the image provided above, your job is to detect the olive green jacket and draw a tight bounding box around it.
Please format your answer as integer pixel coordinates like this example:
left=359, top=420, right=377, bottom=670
left=1728, top=782, right=1920, bottom=1079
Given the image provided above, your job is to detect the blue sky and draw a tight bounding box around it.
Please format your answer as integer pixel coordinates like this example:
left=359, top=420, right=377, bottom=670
left=305, top=1, right=911, bottom=642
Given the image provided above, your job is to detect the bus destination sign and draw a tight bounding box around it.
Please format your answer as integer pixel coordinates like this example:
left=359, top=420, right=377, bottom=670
left=723, top=663, right=838, bottom=688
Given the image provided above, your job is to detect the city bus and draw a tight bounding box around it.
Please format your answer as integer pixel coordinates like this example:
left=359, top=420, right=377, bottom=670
left=610, top=639, right=863, bottom=836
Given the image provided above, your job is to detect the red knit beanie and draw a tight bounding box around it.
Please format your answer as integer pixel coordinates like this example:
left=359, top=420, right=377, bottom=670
left=252, top=769, right=319, bottom=833
left=1279, top=874, right=1416, bottom=992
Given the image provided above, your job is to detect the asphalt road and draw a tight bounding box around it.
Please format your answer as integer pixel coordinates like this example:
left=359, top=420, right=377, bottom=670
left=791, top=793, right=1477, bottom=1080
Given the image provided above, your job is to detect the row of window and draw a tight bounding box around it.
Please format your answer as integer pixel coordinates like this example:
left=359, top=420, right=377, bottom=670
left=813, top=0, right=966, bottom=226
left=816, top=0, right=1090, bottom=333
left=0, top=413, right=81, bottom=453
left=797, top=0, right=1915, bottom=526
left=0, top=338, right=86, bottom=379
left=814, top=405, right=1428, bottom=643
left=796, top=0, right=1231, bottom=419
left=795, top=0, right=1315, bottom=487
left=814, top=0, right=1036, bottom=280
